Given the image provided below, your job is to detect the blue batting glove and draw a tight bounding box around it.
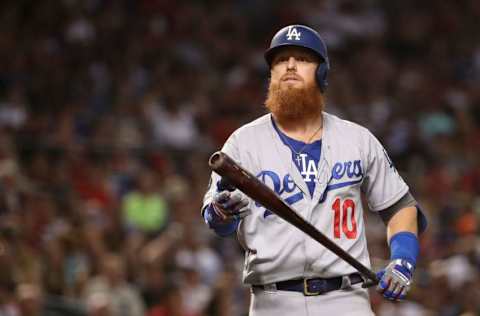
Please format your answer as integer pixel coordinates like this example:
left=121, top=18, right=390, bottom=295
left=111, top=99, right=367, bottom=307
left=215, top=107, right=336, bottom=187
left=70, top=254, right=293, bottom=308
left=211, top=190, right=251, bottom=222
left=376, top=259, right=414, bottom=301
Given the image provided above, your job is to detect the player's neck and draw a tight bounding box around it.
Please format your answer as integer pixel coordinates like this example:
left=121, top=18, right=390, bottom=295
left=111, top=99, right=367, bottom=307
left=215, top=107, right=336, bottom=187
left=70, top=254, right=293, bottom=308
left=273, top=113, right=323, bottom=143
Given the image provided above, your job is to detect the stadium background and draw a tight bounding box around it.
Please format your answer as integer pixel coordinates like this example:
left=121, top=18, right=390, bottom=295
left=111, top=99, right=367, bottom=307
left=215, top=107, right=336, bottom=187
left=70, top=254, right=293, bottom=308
left=0, top=0, right=479, bottom=315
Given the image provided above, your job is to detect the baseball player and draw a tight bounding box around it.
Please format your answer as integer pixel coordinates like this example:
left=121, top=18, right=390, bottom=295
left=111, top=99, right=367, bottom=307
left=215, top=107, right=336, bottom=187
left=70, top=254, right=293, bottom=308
left=201, top=25, right=427, bottom=315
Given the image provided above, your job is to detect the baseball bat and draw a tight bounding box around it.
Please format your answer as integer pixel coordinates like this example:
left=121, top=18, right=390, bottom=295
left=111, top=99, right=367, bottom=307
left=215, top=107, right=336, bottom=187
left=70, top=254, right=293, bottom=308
left=209, top=151, right=379, bottom=287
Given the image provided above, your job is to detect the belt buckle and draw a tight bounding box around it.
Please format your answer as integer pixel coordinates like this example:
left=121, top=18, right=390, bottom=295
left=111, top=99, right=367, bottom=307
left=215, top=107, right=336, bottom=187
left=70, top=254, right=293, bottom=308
left=303, top=278, right=324, bottom=296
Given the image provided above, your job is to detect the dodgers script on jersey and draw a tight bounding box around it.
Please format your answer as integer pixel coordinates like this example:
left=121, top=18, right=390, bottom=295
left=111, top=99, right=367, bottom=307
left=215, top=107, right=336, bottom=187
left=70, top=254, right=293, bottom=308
left=203, top=112, right=409, bottom=285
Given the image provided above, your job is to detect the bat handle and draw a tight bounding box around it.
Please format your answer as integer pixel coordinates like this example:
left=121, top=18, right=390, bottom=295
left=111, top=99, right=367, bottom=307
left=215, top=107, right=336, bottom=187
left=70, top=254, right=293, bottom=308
left=361, top=277, right=379, bottom=288
left=217, top=178, right=236, bottom=192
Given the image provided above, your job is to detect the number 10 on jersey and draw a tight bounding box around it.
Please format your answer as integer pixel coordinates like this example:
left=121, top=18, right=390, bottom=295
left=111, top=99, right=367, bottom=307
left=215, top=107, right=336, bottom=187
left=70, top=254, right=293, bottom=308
left=332, top=198, right=357, bottom=239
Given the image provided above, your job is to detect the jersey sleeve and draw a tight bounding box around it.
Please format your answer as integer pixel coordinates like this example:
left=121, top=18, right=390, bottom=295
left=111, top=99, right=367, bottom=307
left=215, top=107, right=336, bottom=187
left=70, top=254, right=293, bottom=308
left=201, top=132, right=241, bottom=215
left=361, top=130, right=409, bottom=212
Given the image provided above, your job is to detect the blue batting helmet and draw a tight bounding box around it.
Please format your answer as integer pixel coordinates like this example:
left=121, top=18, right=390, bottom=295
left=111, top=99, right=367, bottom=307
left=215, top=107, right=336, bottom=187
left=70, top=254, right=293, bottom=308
left=265, top=25, right=330, bottom=92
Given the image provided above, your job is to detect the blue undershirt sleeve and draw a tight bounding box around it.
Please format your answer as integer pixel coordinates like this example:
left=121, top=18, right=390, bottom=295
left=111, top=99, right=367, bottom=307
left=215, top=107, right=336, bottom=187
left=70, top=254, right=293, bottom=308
left=203, top=204, right=239, bottom=237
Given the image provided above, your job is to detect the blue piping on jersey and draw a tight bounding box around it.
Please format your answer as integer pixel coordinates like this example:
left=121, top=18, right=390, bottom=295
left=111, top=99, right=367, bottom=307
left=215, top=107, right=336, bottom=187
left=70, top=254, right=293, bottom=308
left=284, top=191, right=304, bottom=205
left=263, top=191, right=304, bottom=218
left=319, top=178, right=363, bottom=203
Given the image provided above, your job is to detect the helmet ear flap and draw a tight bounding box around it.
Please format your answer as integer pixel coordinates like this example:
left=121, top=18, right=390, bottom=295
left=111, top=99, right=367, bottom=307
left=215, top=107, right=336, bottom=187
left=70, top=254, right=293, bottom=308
left=316, top=62, right=329, bottom=92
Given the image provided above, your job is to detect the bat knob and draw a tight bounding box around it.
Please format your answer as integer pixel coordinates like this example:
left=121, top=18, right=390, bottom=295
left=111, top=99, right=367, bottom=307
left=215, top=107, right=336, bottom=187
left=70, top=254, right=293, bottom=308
left=361, top=278, right=379, bottom=288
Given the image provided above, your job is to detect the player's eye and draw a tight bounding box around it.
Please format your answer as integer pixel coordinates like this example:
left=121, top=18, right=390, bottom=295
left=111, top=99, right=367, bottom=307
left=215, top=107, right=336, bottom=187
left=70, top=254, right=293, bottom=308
left=296, top=55, right=312, bottom=62
left=276, top=56, right=289, bottom=63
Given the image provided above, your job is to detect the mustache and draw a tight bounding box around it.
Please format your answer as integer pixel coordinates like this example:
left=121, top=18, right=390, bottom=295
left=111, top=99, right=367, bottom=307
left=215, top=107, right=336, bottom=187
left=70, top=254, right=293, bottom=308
left=281, top=73, right=303, bottom=81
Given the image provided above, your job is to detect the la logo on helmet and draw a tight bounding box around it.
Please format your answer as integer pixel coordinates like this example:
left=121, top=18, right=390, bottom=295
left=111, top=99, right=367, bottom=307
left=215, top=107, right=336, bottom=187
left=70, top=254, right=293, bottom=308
left=286, top=26, right=301, bottom=40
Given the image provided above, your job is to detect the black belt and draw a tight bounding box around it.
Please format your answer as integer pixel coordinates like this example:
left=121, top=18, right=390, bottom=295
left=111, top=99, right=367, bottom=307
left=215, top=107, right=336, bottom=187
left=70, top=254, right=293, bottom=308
left=253, top=273, right=364, bottom=296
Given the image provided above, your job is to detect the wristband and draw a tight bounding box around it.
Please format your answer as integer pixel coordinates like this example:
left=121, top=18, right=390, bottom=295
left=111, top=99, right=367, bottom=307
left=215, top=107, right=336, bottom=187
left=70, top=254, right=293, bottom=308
left=389, top=231, right=419, bottom=266
left=203, top=204, right=239, bottom=237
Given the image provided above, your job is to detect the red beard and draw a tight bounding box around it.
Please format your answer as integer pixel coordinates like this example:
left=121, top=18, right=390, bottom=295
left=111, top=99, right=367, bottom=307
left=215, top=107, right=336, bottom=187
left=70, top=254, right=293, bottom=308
left=264, top=80, right=324, bottom=124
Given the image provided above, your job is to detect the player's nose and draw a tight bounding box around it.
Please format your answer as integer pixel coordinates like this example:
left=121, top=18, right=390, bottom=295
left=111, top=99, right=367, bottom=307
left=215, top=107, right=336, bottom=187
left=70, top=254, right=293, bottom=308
left=286, top=57, right=297, bottom=71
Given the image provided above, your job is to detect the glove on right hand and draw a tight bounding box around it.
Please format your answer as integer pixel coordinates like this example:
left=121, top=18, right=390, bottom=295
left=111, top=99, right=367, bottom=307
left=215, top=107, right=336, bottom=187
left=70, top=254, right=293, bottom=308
left=211, top=189, right=251, bottom=223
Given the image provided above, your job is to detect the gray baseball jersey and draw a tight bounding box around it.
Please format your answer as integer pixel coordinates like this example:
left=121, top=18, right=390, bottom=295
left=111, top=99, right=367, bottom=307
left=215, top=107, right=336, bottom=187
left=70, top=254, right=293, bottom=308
left=203, top=112, right=408, bottom=285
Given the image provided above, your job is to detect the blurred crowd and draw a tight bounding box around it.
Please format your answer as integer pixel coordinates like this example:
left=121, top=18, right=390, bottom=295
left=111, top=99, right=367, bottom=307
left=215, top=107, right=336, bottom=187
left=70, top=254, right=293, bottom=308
left=0, top=0, right=479, bottom=315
